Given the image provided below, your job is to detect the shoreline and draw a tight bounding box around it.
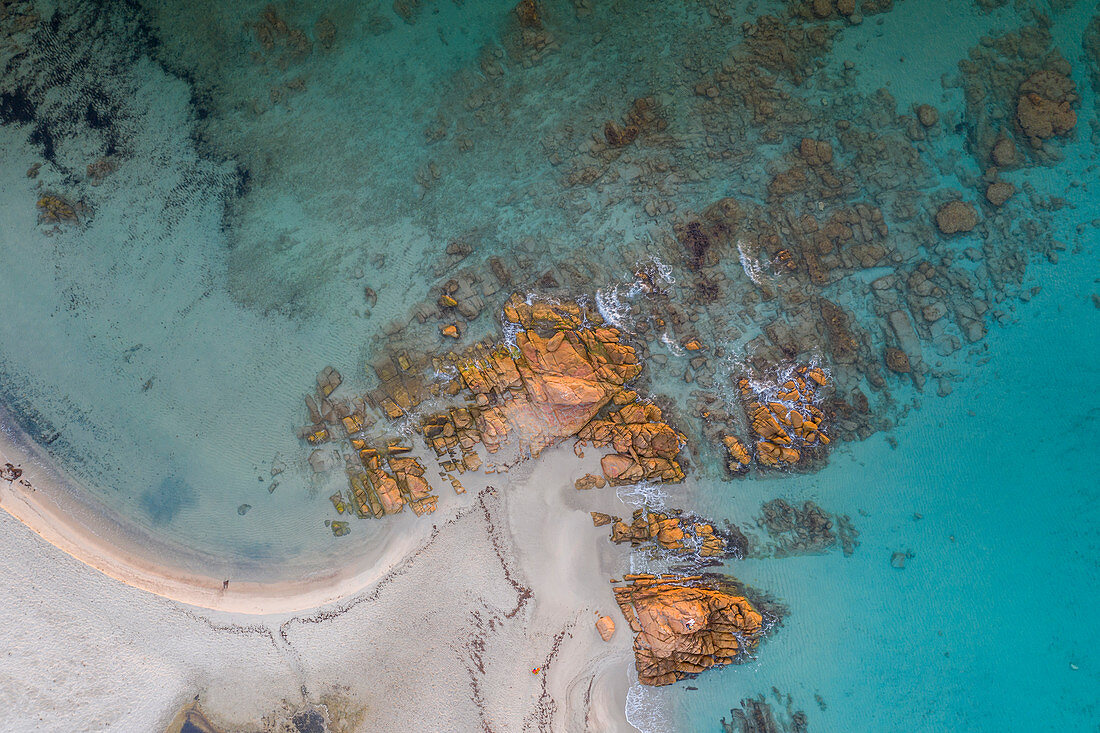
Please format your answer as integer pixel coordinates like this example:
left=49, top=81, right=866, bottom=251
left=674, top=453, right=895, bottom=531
left=0, top=410, right=436, bottom=615
left=1, top=412, right=638, bottom=730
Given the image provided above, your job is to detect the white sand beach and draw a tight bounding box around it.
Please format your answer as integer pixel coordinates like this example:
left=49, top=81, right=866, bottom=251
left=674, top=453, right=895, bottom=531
left=0, top=425, right=640, bottom=731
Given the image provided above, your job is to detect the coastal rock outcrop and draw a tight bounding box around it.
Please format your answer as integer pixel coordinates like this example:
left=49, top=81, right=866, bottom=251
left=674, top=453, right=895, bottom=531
left=721, top=365, right=831, bottom=473
left=300, top=295, right=686, bottom=531
left=613, top=574, right=765, bottom=686
left=420, top=294, right=647, bottom=459
left=577, top=401, right=685, bottom=484
left=606, top=508, right=739, bottom=559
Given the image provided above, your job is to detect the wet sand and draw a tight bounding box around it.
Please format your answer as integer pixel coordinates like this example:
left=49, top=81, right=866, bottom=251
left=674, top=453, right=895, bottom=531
left=0, top=423, right=636, bottom=730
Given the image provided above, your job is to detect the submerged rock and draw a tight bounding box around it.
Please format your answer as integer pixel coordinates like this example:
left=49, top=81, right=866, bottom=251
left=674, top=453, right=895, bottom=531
left=36, top=194, right=81, bottom=224
left=915, top=104, right=939, bottom=127
left=985, top=180, right=1016, bottom=207
left=1016, top=69, right=1078, bottom=145
left=935, top=200, right=978, bottom=235
left=754, top=499, right=859, bottom=558
left=884, top=347, right=910, bottom=373
left=721, top=691, right=809, bottom=733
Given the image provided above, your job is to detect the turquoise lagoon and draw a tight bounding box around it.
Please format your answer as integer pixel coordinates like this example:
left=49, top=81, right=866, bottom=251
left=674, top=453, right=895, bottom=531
left=1, top=0, right=1098, bottom=730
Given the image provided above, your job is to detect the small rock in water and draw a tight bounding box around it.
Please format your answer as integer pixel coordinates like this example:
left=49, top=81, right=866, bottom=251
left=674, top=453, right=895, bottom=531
left=915, top=104, right=939, bottom=127
left=890, top=551, right=910, bottom=569
left=935, top=200, right=978, bottom=235
left=238, top=504, right=252, bottom=516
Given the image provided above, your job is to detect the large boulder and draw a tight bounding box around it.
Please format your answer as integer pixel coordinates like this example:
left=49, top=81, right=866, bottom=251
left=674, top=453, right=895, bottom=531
left=613, top=575, right=765, bottom=686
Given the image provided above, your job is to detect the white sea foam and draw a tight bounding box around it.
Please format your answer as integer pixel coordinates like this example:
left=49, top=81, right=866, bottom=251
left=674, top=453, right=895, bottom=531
left=625, top=684, right=674, bottom=733
left=616, top=480, right=667, bottom=510
left=596, top=286, right=630, bottom=331
left=737, top=239, right=768, bottom=287
left=649, top=255, right=675, bottom=285
left=660, top=332, right=685, bottom=357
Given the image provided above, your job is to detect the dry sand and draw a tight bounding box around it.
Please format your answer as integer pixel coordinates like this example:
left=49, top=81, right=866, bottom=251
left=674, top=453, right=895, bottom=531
left=0, top=421, right=642, bottom=731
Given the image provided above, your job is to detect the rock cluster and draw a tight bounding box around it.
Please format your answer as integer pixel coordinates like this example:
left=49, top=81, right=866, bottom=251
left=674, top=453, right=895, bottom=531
left=298, top=365, right=441, bottom=521
left=418, top=294, right=684, bottom=481
left=757, top=499, right=859, bottom=557
left=577, top=402, right=685, bottom=484
left=613, top=574, right=764, bottom=686
left=1015, top=69, right=1078, bottom=146
left=720, top=691, right=809, bottom=733
left=605, top=508, right=733, bottom=558
left=722, top=365, right=830, bottom=472
left=36, top=195, right=80, bottom=224
left=339, top=449, right=440, bottom=519
left=602, top=97, right=667, bottom=148
left=300, top=295, right=687, bottom=530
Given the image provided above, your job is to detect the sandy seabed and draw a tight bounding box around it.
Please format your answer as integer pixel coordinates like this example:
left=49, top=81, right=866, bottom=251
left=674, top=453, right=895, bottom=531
left=0, top=423, right=638, bottom=731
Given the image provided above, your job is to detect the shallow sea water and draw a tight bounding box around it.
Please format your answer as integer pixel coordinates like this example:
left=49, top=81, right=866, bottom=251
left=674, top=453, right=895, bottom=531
left=1, top=0, right=1098, bottom=729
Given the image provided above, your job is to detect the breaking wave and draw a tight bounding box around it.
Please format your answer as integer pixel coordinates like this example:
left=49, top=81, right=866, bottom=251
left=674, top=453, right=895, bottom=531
left=625, top=683, right=674, bottom=733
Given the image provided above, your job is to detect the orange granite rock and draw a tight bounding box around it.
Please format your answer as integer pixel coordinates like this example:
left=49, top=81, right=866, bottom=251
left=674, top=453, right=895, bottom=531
left=578, top=402, right=685, bottom=485
left=591, top=512, right=615, bottom=527
left=575, top=473, right=606, bottom=490
left=596, top=615, right=616, bottom=642
left=728, top=365, right=831, bottom=472
left=416, top=294, right=682, bottom=477
left=607, top=508, right=733, bottom=558
left=722, top=436, right=751, bottom=474
left=613, top=575, right=764, bottom=686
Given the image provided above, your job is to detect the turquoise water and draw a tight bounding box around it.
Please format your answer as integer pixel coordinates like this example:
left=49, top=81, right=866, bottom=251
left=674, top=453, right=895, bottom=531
left=1, top=0, right=1098, bottom=729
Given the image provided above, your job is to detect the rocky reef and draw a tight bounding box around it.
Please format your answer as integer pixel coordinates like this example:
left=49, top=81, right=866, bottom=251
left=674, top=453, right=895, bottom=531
left=595, top=507, right=745, bottom=560
left=594, top=499, right=856, bottom=562
left=612, top=573, right=774, bottom=686
left=754, top=499, right=859, bottom=558
left=721, top=689, right=810, bottom=733
left=298, top=294, right=687, bottom=530
left=721, top=364, right=832, bottom=474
